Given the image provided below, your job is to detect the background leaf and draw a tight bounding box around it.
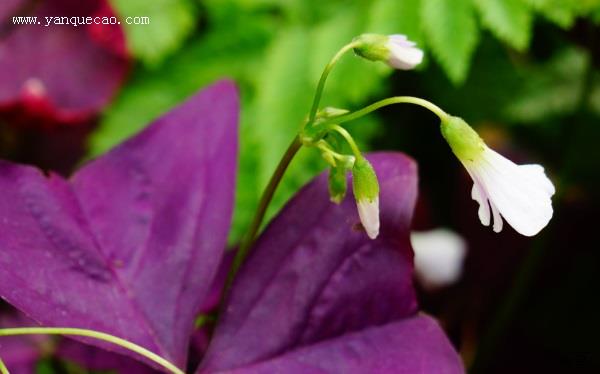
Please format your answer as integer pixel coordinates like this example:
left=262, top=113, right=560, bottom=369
left=110, top=0, right=198, bottom=65
left=473, top=0, right=533, bottom=51
left=421, top=0, right=480, bottom=84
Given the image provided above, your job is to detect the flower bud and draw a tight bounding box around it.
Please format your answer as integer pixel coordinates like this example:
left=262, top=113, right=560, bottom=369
left=352, top=158, right=380, bottom=239
left=353, top=33, right=424, bottom=70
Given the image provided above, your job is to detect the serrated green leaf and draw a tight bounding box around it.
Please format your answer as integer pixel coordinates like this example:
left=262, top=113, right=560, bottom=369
left=425, top=36, right=522, bottom=123
left=526, top=0, right=577, bottom=28
left=110, top=0, right=197, bottom=65
left=473, top=0, right=533, bottom=51
left=367, top=0, right=424, bottom=45
left=421, top=0, right=480, bottom=85
left=527, top=0, right=600, bottom=27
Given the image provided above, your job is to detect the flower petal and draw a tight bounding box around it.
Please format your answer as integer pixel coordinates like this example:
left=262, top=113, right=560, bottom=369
left=490, top=200, right=503, bottom=233
left=357, top=197, right=380, bottom=239
left=387, top=43, right=424, bottom=70
left=470, top=180, right=490, bottom=226
left=475, top=148, right=554, bottom=236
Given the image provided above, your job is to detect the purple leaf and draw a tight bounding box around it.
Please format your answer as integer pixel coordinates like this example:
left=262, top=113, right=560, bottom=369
left=222, top=315, right=462, bottom=374
left=0, top=0, right=129, bottom=126
left=0, top=80, right=239, bottom=368
left=57, top=339, right=160, bottom=373
left=200, top=153, right=461, bottom=373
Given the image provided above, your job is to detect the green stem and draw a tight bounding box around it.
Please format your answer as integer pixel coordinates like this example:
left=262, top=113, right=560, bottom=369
left=307, top=41, right=359, bottom=126
left=321, top=96, right=448, bottom=127
left=316, top=140, right=350, bottom=161
left=227, top=136, right=303, bottom=286
left=328, top=125, right=362, bottom=159
left=0, top=328, right=183, bottom=374
left=0, top=357, right=8, bottom=374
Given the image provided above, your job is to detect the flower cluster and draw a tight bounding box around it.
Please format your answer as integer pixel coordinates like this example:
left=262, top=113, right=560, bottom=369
left=326, top=34, right=555, bottom=239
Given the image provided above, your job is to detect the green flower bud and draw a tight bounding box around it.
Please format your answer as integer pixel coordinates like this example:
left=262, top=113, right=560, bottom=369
left=317, top=107, right=350, bottom=120
left=353, top=34, right=390, bottom=63
left=352, top=157, right=379, bottom=202
left=352, top=157, right=380, bottom=239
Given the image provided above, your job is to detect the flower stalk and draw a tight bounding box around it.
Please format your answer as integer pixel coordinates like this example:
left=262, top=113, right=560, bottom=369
left=0, top=357, right=8, bottom=374
left=307, top=42, right=360, bottom=126
left=0, top=327, right=184, bottom=374
left=319, top=96, right=448, bottom=127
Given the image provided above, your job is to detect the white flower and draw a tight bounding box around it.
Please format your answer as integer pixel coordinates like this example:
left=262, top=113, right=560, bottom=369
left=353, top=33, right=423, bottom=70
left=464, top=146, right=555, bottom=236
left=441, top=116, right=555, bottom=236
left=411, top=228, right=467, bottom=290
left=357, top=197, right=380, bottom=239
left=386, top=34, right=424, bottom=70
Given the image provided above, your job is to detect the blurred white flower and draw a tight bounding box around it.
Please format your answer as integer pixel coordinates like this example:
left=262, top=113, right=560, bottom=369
left=411, top=228, right=467, bottom=290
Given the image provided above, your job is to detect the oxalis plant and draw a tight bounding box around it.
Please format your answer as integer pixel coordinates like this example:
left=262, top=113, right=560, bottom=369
left=0, top=34, right=554, bottom=373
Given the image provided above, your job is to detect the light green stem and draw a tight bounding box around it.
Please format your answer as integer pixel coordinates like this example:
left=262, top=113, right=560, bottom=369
left=0, top=328, right=183, bottom=374
left=329, top=124, right=362, bottom=159
left=307, top=41, right=359, bottom=126
left=321, top=96, right=448, bottom=127
left=224, top=40, right=360, bottom=290
left=0, top=357, right=9, bottom=374
left=316, top=140, right=350, bottom=161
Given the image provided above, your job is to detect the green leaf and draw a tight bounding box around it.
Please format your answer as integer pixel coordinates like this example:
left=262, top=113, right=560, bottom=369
left=473, top=0, right=533, bottom=51
left=110, top=0, right=197, bottom=65
left=526, top=0, right=577, bottom=28
left=92, top=2, right=386, bottom=244
left=504, top=48, right=590, bottom=124
left=367, top=0, right=424, bottom=45
left=421, top=0, right=480, bottom=85
left=311, top=3, right=389, bottom=106
left=527, top=0, right=600, bottom=27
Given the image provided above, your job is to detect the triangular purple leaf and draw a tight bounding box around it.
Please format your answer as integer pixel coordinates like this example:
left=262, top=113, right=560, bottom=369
left=219, top=315, right=463, bottom=374
left=0, top=80, right=239, bottom=368
left=200, top=153, right=460, bottom=373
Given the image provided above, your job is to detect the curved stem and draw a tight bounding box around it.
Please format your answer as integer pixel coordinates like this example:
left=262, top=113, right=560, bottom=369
left=321, top=96, right=448, bottom=127
left=307, top=42, right=359, bottom=126
left=328, top=124, right=362, bottom=159
left=316, top=140, right=350, bottom=162
left=0, top=357, right=9, bottom=374
left=0, top=328, right=183, bottom=374
left=227, top=136, right=303, bottom=287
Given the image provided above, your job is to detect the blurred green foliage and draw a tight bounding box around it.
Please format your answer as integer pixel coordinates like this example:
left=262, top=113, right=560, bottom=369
left=95, top=0, right=600, bottom=244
